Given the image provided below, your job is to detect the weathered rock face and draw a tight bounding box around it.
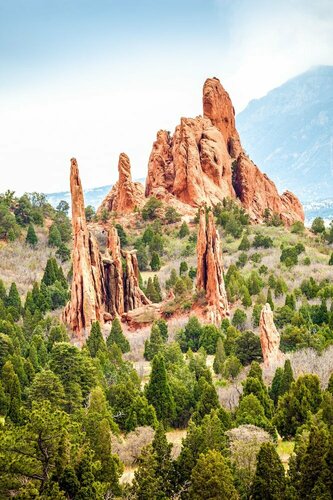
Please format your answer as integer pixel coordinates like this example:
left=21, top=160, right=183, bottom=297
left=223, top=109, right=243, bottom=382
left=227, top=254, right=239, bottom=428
left=146, top=117, right=234, bottom=207
left=196, top=207, right=229, bottom=324
left=98, top=153, right=145, bottom=215
left=64, top=159, right=151, bottom=339
left=233, top=153, right=304, bottom=225
left=63, top=159, right=105, bottom=338
left=145, top=77, right=304, bottom=225
left=123, top=250, right=151, bottom=311
left=259, top=303, right=283, bottom=368
left=203, top=77, right=242, bottom=158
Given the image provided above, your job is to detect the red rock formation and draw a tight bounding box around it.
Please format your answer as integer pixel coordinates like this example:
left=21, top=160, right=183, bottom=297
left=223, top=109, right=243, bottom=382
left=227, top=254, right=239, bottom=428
left=203, top=77, right=242, bottom=158
left=64, top=160, right=151, bottom=339
left=98, top=153, right=144, bottom=215
left=145, top=77, right=304, bottom=226
left=260, top=303, right=283, bottom=368
left=233, top=153, right=305, bottom=225
left=63, top=159, right=105, bottom=339
left=123, top=250, right=151, bottom=311
left=196, top=206, right=229, bottom=324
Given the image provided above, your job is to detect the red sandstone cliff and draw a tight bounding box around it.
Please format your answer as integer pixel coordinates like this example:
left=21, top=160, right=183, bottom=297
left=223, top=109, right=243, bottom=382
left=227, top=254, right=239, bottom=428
left=260, top=303, right=283, bottom=368
left=145, top=78, right=304, bottom=225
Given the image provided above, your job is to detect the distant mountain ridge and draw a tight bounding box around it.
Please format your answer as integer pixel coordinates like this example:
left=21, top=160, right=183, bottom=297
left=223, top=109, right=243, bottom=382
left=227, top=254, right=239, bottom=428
left=236, top=65, right=333, bottom=203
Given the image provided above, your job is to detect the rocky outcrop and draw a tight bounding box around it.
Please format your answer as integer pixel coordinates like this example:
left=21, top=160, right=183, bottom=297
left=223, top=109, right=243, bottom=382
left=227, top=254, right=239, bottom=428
left=196, top=206, right=229, bottom=324
left=98, top=153, right=144, bottom=215
left=259, top=303, right=283, bottom=368
left=203, top=77, right=242, bottom=158
left=233, top=153, right=304, bottom=225
left=145, top=77, right=304, bottom=226
left=64, top=159, right=150, bottom=339
left=123, top=251, right=151, bottom=311
left=63, top=159, right=105, bottom=339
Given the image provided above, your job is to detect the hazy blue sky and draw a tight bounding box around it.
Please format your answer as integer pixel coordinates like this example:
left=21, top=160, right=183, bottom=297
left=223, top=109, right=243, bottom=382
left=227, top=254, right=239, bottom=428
left=1, top=0, right=333, bottom=193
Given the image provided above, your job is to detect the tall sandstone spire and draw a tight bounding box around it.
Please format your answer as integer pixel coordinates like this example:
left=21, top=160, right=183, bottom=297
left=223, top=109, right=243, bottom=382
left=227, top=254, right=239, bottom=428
left=259, top=303, right=283, bottom=368
left=196, top=207, right=229, bottom=324
left=63, top=158, right=105, bottom=338
left=64, top=159, right=150, bottom=340
left=98, top=153, right=144, bottom=215
left=145, top=77, right=304, bottom=226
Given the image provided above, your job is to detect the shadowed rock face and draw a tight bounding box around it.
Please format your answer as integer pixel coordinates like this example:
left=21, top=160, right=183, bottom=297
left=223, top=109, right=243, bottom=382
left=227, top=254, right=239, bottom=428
left=260, top=303, right=283, bottom=368
left=98, top=153, right=144, bottom=215
left=196, top=206, right=229, bottom=324
left=64, top=159, right=150, bottom=340
left=145, top=77, right=304, bottom=225
left=63, top=158, right=105, bottom=340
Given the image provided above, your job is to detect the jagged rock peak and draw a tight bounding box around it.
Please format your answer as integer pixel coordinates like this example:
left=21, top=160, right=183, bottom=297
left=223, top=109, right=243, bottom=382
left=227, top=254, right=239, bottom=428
left=203, top=77, right=242, bottom=158
left=259, top=303, right=283, bottom=368
left=97, top=153, right=145, bottom=215
left=196, top=206, right=229, bottom=324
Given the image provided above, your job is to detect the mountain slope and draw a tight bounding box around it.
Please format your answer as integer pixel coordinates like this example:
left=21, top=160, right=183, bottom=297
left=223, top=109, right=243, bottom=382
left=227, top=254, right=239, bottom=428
left=237, top=66, right=333, bottom=202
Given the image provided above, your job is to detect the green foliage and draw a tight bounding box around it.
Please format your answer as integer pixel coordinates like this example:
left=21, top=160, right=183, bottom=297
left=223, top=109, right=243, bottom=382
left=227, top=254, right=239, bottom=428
left=142, top=196, right=163, bottom=220
left=146, top=277, right=161, bottom=303
left=179, top=221, right=190, bottom=238
left=232, top=308, right=247, bottom=330
left=25, top=224, right=38, bottom=246
left=189, top=449, right=238, bottom=500
left=213, top=338, right=226, bottom=374
left=253, top=233, right=273, bottom=248
left=145, top=354, right=175, bottom=425
left=107, top=318, right=130, bottom=353
left=115, top=223, right=127, bottom=246
left=144, top=323, right=165, bottom=361
left=84, top=204, right=95, bottom=221
left=177, top=316, right=203, bottom=352
left=86, top=321, right=107, bottom=358
left=235, top=330, right=263, bottom=365
left=164, top=206, right=180, bottom=224
left=251, top=443, right=286, bottom=499
left=56, top=243, right=71, bottom=262
left=150, top=251, right=161, bottom=271
left=280, top=243, right=305, bottom=267
left=238, top=233, right=250, bottom=251
left=48, top=223, right=62, bottom=247
left=311, top=216, right=325, bottom=234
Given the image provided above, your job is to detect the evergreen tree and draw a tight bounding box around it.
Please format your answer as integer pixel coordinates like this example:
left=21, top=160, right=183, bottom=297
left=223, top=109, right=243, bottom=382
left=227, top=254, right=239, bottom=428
left=285, top=293, right=296, bottom=310
left=56, top=243, right=71, bottom=262
left=86, top=321, right=106, bottom=358
left=251, top=442, right=286, bottom=499
left=48, top=223, right=62, bottom=247
left=146, top=277, right=160, bottom=303
left=238, top=233, right=250, bottom=251
left=156, top=318, right=168, bottom=342
left=329, top=252, right=333, bottom=266
left=25, top=224, right=38, bottom=246
left=192, top=378, right=220, bottom=424
left=42, top=258, right=57, bottom=286
left=107, top=317, right=130, bottom=353
left=144, top=323, right=165, bottom=361
left=29, top=369, right=65, bottom=408
left=6, top=282, right=21, bottom=321
left=2, top=360, right=21, bottom=422
left=270, top=367, right=284, bottom=406
left=145, top=354, right=175, bottom=425
left=267, top=288, right=274, bottom=310
left=115, top=223, right=127, bottom=246
left=189, top=449, right=238, bottom=500
left=242, top=286, right=252, bottom=307
left=179, top=261, right=188, bottom=276
left=152, top=423, right=174, bottom=497
left=131, top=445, right=163, bottom=499
left=153, top=274, right=162, bottom=302
left=179, top=221, right=190, bottom=238
left=280, top=359, right=294, bottom=395
left=213, top=337, right=226, bottom=374
left=150, top=251, right=161, bottom=271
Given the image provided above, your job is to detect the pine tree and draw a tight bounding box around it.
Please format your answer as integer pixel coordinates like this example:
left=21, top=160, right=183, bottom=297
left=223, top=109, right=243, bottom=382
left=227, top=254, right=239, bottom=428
left=145, top=353, right=175, bottom=425
left=29, top=369, right=65, bottom=408
left=86, top=321, right=106, bottom=358
left=152, top=423, right=174, bottom=497
left=25, top=224, right=38, bottom=247
left=189, top=449, right=238, bottom=500
left=285, top=293, right=296, bottom=310
left=213, top=338, right=226, bottom=374
left=146, top=277, right=159, bottom=303
left=242, top=286, right=252, bottom=307
left=6, top=282, right=21, bottom=321
left=106, top=318, right=130, bottom=353
left=178, top=221, right=190, bottom=238
left=329, top=252, right=333, bottom=266
left=48, top=223, right=62, bottom=247
left=179, top=261, right=188, bottom=276
left=238, top=234, right=250, bottom=251
left=2, top=360, right=21, bottom=422
left=144, top=323, right=164, bottom=361
left=150, top=252, right=161, bottom=271
left=131, top=445, right=163, bottom=499
left=251, top=442, right=286, bottom=499
left=266, top=288, right=274, bottom=310
left=192, top=378, right=220, bottom=424
left=280, top=359, right=294, bottom=395
left=153, top=275, right=162, bottom=301
left=42, top=258, right=57, bottom=286
left=155, top=318, right=168, bottom=342
left=270, top=367, right=284, bottom=406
